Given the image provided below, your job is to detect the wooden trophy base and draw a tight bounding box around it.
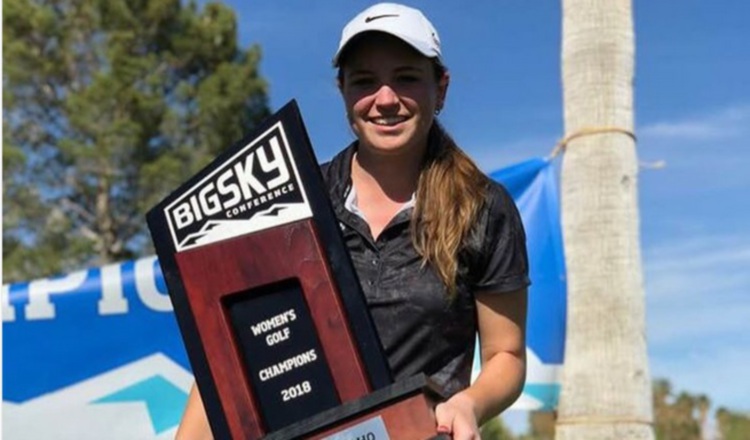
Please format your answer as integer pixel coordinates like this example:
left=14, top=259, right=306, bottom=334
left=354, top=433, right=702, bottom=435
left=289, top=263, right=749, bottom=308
left=266, top=374, right=450, bottom=440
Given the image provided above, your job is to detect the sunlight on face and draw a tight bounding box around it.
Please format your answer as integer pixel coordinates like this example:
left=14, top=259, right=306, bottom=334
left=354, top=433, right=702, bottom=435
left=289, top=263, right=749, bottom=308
left=339, top=33, right=448, bottom=158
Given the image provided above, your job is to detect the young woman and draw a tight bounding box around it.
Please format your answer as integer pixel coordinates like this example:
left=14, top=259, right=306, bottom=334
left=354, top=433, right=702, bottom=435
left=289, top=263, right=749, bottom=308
left=178, top=4, right=529, bottom=439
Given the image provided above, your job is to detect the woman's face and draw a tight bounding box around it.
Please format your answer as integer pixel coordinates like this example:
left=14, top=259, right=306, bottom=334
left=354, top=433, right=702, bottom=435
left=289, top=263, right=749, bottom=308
left=339, top=33, right=448, bottom=158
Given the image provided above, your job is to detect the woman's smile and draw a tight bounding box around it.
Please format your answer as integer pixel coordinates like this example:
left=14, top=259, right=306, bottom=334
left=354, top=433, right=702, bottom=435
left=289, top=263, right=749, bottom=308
left=369, top=115, right=409, bottom=126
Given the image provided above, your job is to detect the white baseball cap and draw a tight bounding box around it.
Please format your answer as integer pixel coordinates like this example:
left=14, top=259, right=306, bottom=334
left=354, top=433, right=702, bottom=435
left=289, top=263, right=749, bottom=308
left=333, top=3, right=442, bottom=67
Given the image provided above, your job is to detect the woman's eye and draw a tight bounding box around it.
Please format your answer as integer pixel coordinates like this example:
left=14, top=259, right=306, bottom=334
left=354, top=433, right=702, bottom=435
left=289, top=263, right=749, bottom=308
left=350, top=77, right=375, bottom=87
left=397, top=75, right=420, bottom=83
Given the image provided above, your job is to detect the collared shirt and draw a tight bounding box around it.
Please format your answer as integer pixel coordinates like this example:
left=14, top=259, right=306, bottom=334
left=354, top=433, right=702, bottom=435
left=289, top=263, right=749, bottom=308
left=321, top=143, right=530, bottom=397
left=344, top=177, right=415, bottom=221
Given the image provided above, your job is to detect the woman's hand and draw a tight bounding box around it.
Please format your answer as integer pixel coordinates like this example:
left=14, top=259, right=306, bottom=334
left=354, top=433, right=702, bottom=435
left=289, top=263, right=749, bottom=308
left=434, top=392, right=480, bottom=439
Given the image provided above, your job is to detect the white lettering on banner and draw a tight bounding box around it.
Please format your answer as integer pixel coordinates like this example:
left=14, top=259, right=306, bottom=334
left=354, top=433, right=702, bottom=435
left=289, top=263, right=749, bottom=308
left=258, top=349, right=318, bottom=382
left=6, top=257, right=172, bottom=321
left=134, top=257, right=172, bottom=312
left=250, top=309, right=297, bottom=336
left=25, top=270, right=89, bottom=320
left=3, top=284, right=16, bottom=322
left=98, top=263, right=129, bottom=315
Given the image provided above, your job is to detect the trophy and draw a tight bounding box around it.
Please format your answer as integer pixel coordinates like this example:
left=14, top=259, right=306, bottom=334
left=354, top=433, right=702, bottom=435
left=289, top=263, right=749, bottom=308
left=147, top=101, right=448, bottom=439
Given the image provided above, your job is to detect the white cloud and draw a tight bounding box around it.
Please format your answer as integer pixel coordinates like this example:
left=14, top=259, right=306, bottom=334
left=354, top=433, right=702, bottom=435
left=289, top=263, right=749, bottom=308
left=639, top=104, right=750, bottom=141
left=644, top=235, right=750, bottom=301
left=636, top=103, right=750, bottom=200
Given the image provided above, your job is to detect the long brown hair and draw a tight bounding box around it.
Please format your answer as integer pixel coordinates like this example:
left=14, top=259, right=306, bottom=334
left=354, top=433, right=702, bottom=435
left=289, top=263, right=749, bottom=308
left=412, top=121, right=488, bottom=296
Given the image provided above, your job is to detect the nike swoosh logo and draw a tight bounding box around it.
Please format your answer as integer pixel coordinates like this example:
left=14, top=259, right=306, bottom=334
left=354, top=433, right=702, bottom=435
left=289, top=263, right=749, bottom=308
left=365, top=14, right=399, bottom=23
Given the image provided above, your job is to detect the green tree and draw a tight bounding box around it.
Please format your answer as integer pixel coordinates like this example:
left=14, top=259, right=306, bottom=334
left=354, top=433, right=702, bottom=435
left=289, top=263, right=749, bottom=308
left=3, top=0, right=270, bottom=283
left=481, top=416, right=517, bottom=440
left=652, top=379, right=703, bottom=440
left=716, top=407, right=750, bottom=440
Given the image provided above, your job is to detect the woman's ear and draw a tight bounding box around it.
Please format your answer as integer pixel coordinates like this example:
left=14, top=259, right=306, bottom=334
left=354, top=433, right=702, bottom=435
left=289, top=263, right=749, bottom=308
left=336, top=74, right=344, bottom=91
left=437, top=70, right=450, bottom=112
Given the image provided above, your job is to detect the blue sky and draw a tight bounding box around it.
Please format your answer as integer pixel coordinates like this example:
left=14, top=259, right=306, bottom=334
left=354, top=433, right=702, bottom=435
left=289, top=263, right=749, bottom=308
left=220, top=0, right=750, bottom=420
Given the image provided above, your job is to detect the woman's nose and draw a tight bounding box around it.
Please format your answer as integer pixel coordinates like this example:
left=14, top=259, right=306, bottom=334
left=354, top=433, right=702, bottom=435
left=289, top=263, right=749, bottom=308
left=373, top=84, right=399, bottom=109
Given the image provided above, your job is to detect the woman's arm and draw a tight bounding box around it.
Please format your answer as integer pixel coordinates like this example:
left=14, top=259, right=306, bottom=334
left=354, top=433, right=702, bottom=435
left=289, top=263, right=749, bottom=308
left=435, top=287, right=527, bottom=439
left=176, top=383, right=213, bottom=440
left=176, top=289, right=526, bottom=440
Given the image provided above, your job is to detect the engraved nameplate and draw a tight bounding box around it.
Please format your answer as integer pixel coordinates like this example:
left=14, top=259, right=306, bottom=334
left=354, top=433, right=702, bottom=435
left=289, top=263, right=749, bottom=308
left=322, top=416, right=390, bottom=440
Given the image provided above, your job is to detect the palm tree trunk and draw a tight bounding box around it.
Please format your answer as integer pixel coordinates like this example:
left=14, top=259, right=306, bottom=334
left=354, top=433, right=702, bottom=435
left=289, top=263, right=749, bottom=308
left=555, top=0, right=654, bottom=439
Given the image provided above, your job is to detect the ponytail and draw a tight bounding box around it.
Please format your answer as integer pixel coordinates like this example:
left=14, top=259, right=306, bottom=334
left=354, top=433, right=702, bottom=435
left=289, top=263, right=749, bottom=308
left=412, top=123, right=488, bottom=296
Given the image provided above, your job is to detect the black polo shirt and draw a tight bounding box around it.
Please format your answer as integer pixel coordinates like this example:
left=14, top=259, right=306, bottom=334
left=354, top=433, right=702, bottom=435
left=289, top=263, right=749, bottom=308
left=321, top=143, right=530, bottom=397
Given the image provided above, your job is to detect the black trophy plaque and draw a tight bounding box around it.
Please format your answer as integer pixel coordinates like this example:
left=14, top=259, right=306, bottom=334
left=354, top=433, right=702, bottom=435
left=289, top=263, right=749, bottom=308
left=147, top=100, right=446, bottom=439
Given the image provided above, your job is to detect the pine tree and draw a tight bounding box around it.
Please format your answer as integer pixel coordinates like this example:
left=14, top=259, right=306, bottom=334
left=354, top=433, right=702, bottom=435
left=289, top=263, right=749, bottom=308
left=3, top=0, right=270, bottom=282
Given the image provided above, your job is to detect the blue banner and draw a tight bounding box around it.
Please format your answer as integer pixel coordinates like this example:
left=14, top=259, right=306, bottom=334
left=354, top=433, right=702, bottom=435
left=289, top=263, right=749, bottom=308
left=2, top=158, right=565, bottom=439
left=485, top=158, right=566, bottom=411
